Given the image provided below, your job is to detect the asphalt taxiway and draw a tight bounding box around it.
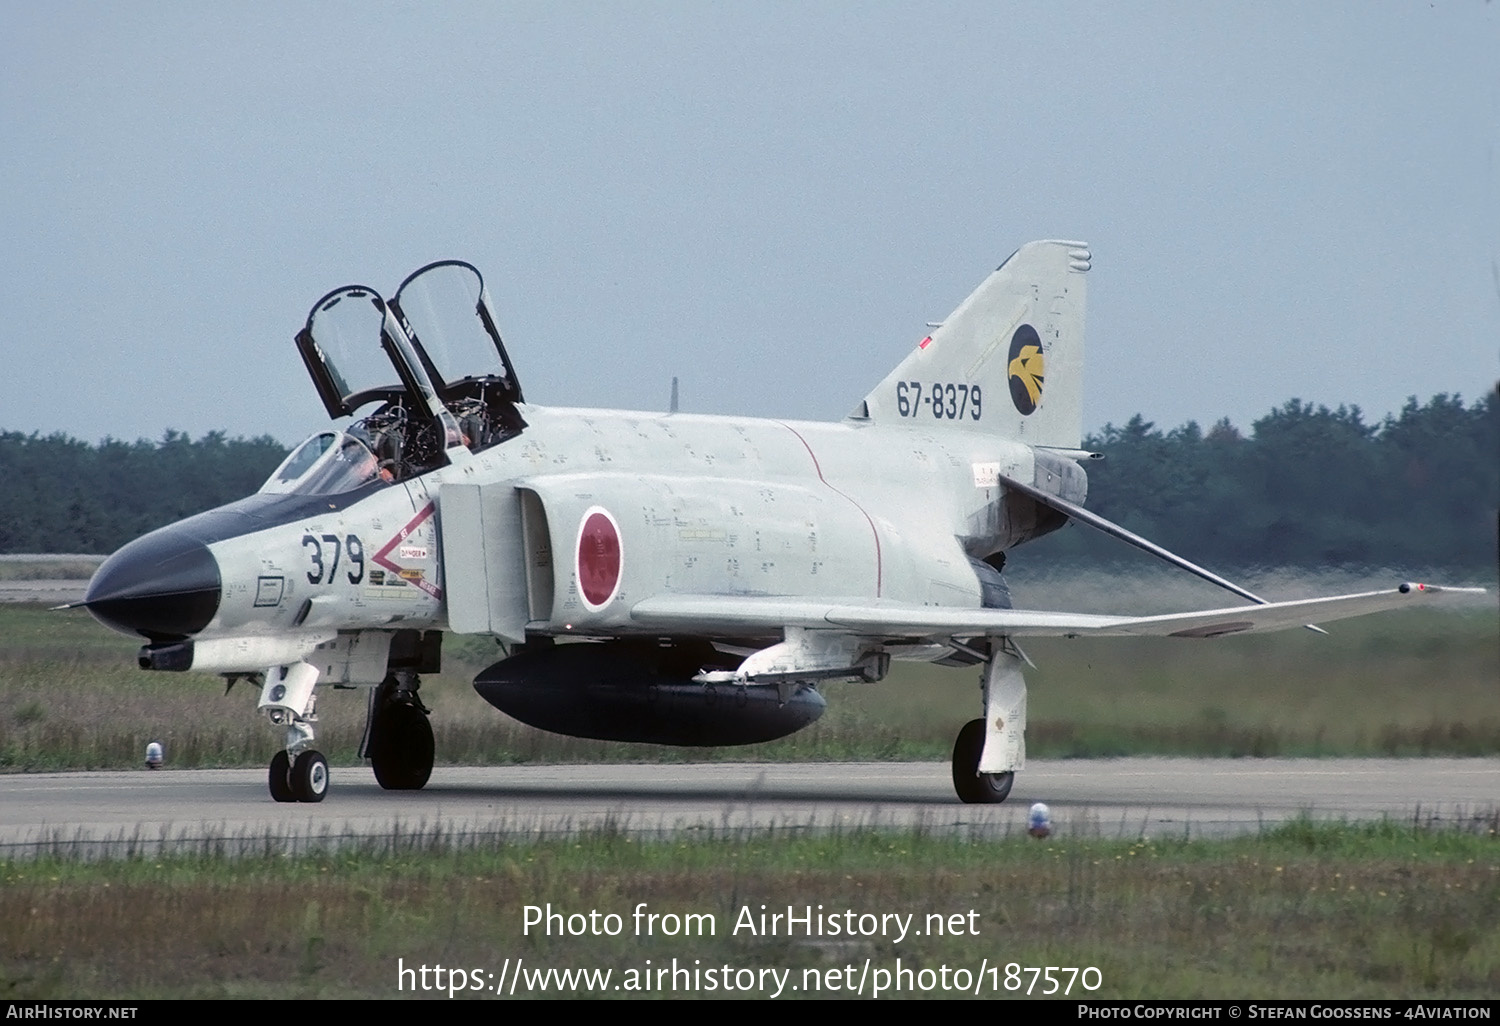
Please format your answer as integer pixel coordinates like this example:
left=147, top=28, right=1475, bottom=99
left=2, top=758, right=1495, bottom=857
left=0, top=579, right=87, bottom=605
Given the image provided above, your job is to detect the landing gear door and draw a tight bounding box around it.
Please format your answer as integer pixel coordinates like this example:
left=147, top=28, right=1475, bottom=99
left=391, top=261, right=524, bottom=405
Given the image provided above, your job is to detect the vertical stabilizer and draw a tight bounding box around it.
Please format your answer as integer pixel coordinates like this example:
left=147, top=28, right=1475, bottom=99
left=854, top=240, right=1089, bottom=449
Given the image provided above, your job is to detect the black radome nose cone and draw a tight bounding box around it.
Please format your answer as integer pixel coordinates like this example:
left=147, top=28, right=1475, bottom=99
left=85, top=529, right=221, bottom=640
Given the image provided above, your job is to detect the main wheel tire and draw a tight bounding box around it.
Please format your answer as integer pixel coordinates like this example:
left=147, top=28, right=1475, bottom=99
left=370, top=703, right=435, bottom=791
left=268, top=750, right=297, bottom=803
left=292, top=749, right=330, bottom=803
left=951, top=718, right=1015, bottom=805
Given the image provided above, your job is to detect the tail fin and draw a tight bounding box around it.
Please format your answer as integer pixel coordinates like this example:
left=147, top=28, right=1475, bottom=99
left=852, top=240, right=1090, bottom=449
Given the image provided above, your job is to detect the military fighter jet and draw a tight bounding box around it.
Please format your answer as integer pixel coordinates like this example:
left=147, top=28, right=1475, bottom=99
left=81, top=241, right=1483, bottom=803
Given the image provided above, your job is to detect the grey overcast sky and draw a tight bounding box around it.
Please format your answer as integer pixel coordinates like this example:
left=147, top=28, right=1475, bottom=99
left=4, top=2, right=1497, bottom=447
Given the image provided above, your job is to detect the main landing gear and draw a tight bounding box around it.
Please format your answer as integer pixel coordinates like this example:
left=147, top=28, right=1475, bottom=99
left=950, top=640, right=1027, bottom=805
left=951, top=719, right=1014, bottom=804
left=364, top=671, right=435, bottom=791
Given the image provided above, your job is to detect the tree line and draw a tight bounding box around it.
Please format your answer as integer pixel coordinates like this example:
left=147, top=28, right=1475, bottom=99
left=1026, top=390, right=1498, bottom=573
left=0, top=430, right=286, bottom=554
left=1, top=389, right=1495, bottom=571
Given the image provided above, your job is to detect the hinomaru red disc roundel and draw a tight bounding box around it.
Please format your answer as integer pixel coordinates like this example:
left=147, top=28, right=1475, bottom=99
left=576, top=507, right=622, bottom=609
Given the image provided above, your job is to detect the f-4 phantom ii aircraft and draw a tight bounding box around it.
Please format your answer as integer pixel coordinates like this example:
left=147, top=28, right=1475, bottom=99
left=82, top=241, right=1484, bottom=803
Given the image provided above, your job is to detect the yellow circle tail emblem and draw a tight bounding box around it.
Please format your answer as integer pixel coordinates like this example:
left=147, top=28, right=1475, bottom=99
left=1006, top=324, right=1044, bottom=415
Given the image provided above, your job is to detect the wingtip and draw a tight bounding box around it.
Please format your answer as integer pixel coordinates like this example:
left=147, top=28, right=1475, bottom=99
left=1398, top=582, right=1490, bottom=596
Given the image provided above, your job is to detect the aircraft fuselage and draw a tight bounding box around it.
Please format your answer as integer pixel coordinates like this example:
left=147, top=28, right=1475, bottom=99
left=92, top=404, right=1082, bottom=676
left=83, top=243, right=1480, bottom=805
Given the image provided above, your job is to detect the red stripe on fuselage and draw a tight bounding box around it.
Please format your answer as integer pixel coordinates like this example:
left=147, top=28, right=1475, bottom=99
left=777, top=423, right=883, bottom=598
left=373, top=501, right=444, bottom=601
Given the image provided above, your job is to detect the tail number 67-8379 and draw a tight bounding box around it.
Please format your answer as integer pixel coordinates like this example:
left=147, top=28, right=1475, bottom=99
left=896, top=381, right=982, bottom=420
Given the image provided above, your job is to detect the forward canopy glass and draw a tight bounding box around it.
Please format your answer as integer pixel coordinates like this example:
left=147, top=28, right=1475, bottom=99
left=259, top=431, right=386, bottom=496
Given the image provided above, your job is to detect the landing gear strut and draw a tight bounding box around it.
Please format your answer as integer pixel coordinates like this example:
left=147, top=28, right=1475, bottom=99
left=260, top=662, right=329, bottom=803
left=364, top=671, right=435, bottom=790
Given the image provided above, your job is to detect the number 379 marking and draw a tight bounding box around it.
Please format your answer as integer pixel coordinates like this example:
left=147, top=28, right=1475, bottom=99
left=303, top=533, right=364, bottom=584
left=895, top=381, right=982, bottom=420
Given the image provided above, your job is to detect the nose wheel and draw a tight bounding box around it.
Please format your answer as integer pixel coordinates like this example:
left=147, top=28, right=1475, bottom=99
left=259, top=662, right=329, bottom=802
left=269, top=748, right=329, bottom=803
left=269, top=750, right=295, bottom=802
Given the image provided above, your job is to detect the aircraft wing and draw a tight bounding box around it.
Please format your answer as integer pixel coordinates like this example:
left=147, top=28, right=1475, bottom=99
left=630, top=584, right=1487, bottom=640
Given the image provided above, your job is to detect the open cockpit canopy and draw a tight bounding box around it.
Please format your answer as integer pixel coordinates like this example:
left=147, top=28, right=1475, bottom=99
left=295, top=287, right=406, bottom=419
left=390, top=260, right=523, bottom=406
left=292, top=262, right=526, bottom=481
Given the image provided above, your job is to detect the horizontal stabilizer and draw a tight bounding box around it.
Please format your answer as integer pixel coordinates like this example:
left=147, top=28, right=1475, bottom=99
left=999, top=471, right=1269, bottom=607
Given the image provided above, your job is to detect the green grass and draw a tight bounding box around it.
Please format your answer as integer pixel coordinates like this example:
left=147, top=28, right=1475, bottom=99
left=3, top=589, right=1496, bottom=1001
left=1, top=599, right=1496, bottom=770
left=2, top=819, right=1496, bottom=999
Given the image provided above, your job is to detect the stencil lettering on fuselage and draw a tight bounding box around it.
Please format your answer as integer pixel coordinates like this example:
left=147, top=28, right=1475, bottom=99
left=253, top=575, right=285, bottom=608
left=371, top=502, right=443, bottom=600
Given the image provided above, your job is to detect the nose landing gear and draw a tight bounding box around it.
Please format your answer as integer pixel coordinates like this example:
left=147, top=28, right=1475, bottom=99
left=269, top=748, right=330, bottom=803
left=259, top=662, right=330, bottom=803
left=292, top=749, right=330, bottom=801
left=268, top=750, right=296, bottom=803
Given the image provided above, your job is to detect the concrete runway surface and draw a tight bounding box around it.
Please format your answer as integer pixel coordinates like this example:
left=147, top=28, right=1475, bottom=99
left=2, top=759, right=1495, bottom=857
left=0, top=580, right=86, bottom=605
